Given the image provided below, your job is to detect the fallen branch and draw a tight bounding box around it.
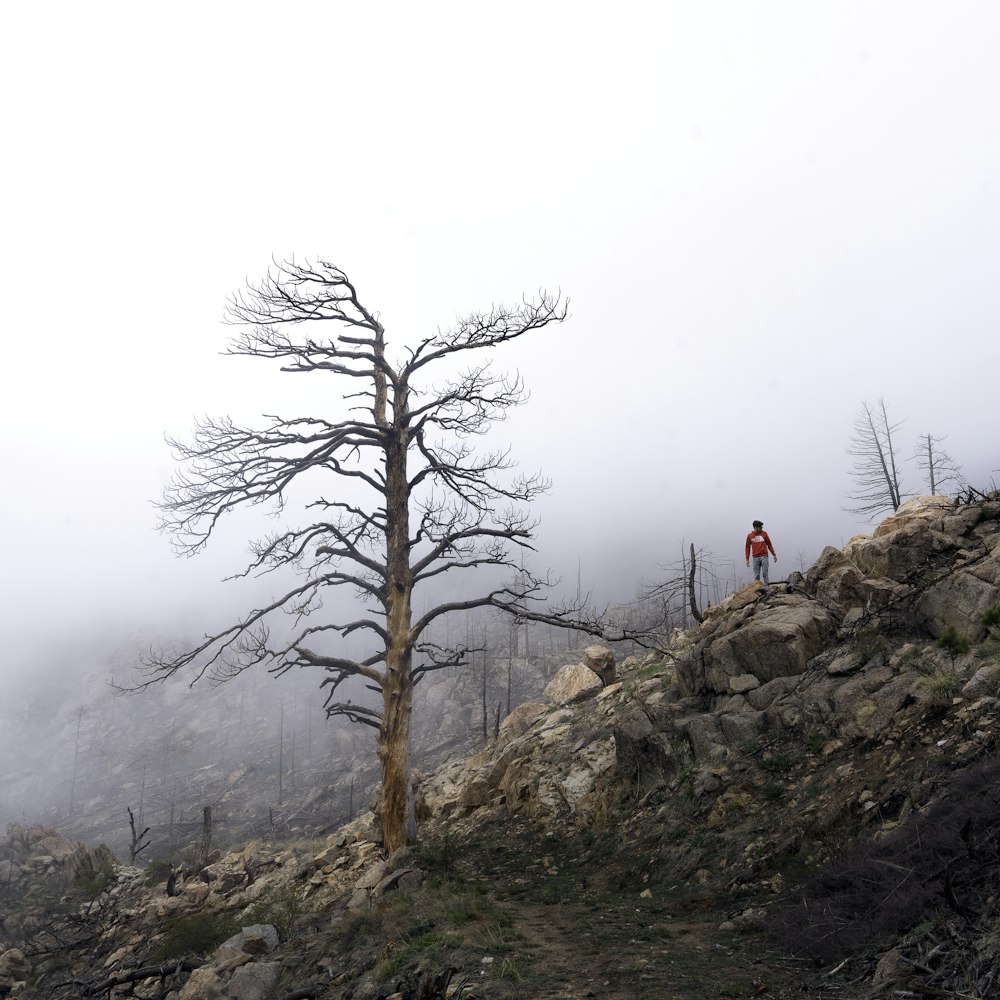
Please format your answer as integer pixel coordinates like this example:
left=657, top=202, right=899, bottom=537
left=79, top=959, right=201, bottom=996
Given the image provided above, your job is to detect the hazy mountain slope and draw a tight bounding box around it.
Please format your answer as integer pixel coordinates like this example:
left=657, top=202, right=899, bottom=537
left=2, top=494, right=1000, bottom=998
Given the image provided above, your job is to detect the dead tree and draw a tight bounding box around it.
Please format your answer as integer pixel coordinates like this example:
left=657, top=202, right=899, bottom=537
left=137, top=258, right=613, bottom=854
left=913, top=432, right=964, bottom=496
left=198, top=806, right=212, bottom=866
left=846, top=398, right=907, bottom=519
left=629, top=542, right=731, bottom=647
left=127, top=807, right=150, bottom=865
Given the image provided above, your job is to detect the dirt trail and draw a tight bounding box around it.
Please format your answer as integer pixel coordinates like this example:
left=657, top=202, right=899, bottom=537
left=462, top=819, right=832, bottom=1000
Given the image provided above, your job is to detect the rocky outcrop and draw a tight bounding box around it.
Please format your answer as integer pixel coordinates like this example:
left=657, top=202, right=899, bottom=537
left=417, top=493, right=1000, bottom=816
left=655, top=496, right=1000, bottom=761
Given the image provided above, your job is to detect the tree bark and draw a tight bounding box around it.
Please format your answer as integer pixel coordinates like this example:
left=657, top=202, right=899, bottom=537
left=379, top=400, right=415, bottom=855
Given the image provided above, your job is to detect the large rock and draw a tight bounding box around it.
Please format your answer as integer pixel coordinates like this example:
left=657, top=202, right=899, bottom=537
left=0, top=949, right=31, bottom=990
left=63, top=842, right=117, bottom=889
left=847, top=497, right=959, bottom=582
left=582, top=645, right=617, bottom=685
left=218, top=924, right=279, bottom=955
left=676, top=714, right=727, bottom=760
left=917, top=546, right=1000, bottom=640
left=38, top=833, right=77, bottom=863
left=542, top=663, right=603, bottom=705
left=962, top=664, right=1000, bottom=699
left=871, top=495, right=956, bottom=538
left=226, top=961, right=281, bottom=1000
left=683, top=600, right=835, bottom=695
left=830, top=668, right=915, bottom=739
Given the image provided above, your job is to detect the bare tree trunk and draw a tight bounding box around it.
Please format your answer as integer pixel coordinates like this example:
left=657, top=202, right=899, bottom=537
left=506, top=644, right=512, bottom=717
left=481, top=650, right=488, bottom=745
left=688, top=543, right=703, bottom=623
left=69, top=707, right=84, bottom=815
left=198, top=806, right=212, bottom=867
left=138, top=762, right=147, bottom=831
left=380, top=413, right=416, bottom=855
left=378, top=659, right=413, bottom=854
left=128, top=806, right=150, bottom=865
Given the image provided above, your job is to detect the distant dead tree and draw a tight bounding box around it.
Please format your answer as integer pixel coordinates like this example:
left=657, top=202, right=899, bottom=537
left=629, top=542, right=733, bottom=647
left=846, top=398, right=907, bottom=519
left=198, top=806, right=212, bottom=866
left=913, top=433, right=964, bottom=496
left=136, top=257, right=613, bottom=854
left=127, top=807, right=150, bottom=865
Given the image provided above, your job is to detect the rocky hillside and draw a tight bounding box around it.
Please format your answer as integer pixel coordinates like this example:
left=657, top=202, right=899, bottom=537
left=2, top=494, right=1000, bottom=999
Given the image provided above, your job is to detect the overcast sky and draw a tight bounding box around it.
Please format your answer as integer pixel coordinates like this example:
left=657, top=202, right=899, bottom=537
left=3, top=3, right=999, bottom=679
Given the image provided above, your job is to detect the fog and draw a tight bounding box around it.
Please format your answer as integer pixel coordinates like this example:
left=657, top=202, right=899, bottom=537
left=3, top=4, right=1000, bottom=753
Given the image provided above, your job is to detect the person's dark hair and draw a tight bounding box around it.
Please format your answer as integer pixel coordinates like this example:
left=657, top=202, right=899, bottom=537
left=753, top=520, right=763, bottom=529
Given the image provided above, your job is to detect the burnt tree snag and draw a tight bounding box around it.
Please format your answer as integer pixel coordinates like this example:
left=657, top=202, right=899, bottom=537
left=137, top=258, right=612, bottom=854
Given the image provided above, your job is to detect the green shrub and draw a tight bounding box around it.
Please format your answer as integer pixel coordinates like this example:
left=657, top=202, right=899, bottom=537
left=937, top=625, right=970, bottom=664
left=414, top=830, right=461, bottom=877
left=143, top=859, right=174, bottom=888
left=149, top=910, right=240, bottom=962
left=982, top=606, right=1000, bottom=635
left=759, top=752, right=794, bottom=775
left=74, top=859, right=115, bottom=900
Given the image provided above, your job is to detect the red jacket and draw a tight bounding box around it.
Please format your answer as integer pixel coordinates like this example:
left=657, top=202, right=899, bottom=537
left=745, top=530, right=776, bottom=560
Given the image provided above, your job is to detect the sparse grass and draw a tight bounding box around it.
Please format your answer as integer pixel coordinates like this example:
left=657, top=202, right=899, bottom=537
left=470, top=920, right=513, bottom=951
left=803, top=782, right=826, bottom=800
left=762, top=782, right=784, bottom=802
left=759, top=752, right=795, bottom=775
left=632, top=658, right=668, bottom=681
left=917, top=668, right=965, bottom=708
left=488, top=957, right=524, bottom=981
left=975, top=637, right=1000, bottom=661
left=329, top=864, right=515, bottom=994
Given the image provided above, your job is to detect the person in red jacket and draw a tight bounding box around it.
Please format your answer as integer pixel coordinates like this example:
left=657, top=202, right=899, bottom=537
left=745, top=519, right=777, bottom=586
